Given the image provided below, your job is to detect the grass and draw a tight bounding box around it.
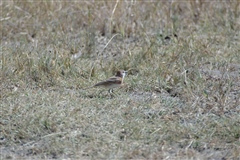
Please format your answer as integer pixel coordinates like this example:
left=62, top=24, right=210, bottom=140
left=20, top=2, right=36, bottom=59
left=1, top=1, right=240, bottom=159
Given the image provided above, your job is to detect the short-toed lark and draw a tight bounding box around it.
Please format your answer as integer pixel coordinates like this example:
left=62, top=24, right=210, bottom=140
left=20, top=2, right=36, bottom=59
left=86, top=70, right=127, bottom=94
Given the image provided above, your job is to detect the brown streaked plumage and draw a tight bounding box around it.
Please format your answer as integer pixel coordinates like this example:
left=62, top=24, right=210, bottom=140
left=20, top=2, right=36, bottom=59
left=85, top=70, right=127, bottom=94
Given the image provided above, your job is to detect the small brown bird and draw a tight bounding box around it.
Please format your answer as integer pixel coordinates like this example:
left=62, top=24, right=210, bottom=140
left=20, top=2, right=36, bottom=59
left=85, top=70, right=128, bottom=94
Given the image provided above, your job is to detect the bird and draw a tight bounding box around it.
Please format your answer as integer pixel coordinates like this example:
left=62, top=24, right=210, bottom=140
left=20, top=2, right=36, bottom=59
left=84, top=70, right=128, bottom=95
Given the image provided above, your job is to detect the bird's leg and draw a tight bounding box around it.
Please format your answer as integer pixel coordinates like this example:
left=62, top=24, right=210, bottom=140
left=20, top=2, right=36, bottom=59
left=108, top=88, right=114, bottom=98
left=108, top=88, right=113, bottom=94
left=109, top=88, right=118, bottom=98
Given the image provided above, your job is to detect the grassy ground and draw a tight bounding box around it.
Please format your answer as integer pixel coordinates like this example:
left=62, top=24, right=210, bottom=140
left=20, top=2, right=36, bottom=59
left=1, top=1, right=240, bottom=159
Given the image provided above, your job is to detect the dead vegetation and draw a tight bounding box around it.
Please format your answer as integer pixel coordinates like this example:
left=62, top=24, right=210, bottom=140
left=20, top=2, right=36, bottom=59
left=1, top=1, right=240, bottom=159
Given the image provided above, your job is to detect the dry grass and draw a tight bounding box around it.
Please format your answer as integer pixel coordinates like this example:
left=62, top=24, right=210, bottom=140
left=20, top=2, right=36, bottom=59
left=1, top=1, right=240, bottom=159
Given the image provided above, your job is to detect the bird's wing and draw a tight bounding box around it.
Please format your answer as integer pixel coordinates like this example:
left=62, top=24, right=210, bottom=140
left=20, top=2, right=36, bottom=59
left=107, top=77, right=122, bottom=83
left=94, top=77, right=122, bottom=87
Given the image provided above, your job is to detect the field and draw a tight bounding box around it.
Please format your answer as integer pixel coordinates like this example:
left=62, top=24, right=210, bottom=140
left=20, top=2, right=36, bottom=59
left=1, top=1, right=240, bottom=159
